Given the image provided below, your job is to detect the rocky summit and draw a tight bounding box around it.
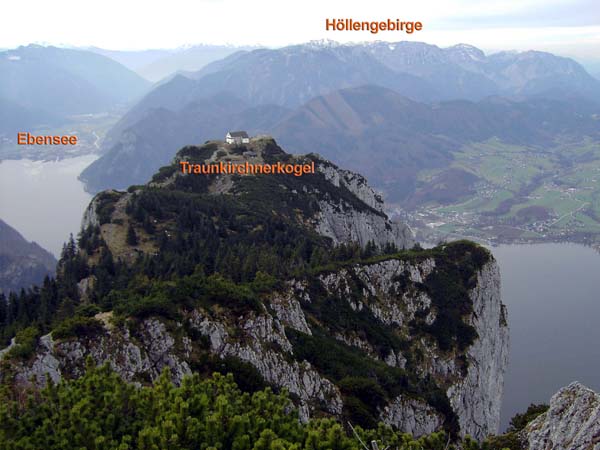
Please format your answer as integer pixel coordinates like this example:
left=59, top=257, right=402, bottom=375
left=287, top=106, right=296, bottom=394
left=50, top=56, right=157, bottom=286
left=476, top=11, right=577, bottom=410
left=1, top=137, right=508, bottom=442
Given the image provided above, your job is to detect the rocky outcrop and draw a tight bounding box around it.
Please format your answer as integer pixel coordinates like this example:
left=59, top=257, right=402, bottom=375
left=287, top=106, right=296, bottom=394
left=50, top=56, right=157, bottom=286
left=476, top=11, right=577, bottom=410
left=315, top=201, right=414, bottom=249
left=270, top=285, right=313, bottom=335
left=0, top=246, right=507, bottom=442
left=186, top=310, right=343, bottom=422
left=521, top=382, right=600, bottom=450
left=81, top=195, right=101, bottom=230
left=382, top=395, right=445, bottom=437
left=6, top=318, right=191, bottom=387
left=0, top=253, right=508, bottom=440
left=317, top=162, right=386, bottom=213
left=2, top=307, right=341, bottom=423
left=314, top=159, right=414, bottom=249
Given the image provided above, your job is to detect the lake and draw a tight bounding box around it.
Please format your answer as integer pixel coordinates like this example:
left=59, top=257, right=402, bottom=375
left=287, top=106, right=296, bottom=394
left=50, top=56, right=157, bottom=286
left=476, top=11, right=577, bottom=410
left=494, top=243, right=600, bottom=431
left=0, top=155, right=98, bottom=257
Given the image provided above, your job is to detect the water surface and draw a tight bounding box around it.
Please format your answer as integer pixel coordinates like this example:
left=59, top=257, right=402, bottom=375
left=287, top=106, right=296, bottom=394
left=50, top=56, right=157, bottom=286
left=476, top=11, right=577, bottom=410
left=494, top=243, right=600, bottom=431
left=0, top=155, right=98, bottom=257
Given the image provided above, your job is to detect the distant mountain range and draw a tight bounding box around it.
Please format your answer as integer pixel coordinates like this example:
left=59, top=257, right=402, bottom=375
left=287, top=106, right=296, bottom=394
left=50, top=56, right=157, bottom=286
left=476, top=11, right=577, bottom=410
left=80, top=83, right=600, bottom=198
left=0, top=96, right=62, bottom=135
left=107, top=41, right=600, bottom=123
left=80, top=40, right=600, bottom=197
left=88, top=45, right=259, bottom=82
left=0, top=45, right=150, bottom=134
left=0, top=219, right=56, bottom=294
left=271, top=86, right=600, bottom=202
left=364, top=42, right=600, bottom=100
left=85, top=47, right=175, bottom=72
left=87, top=41, right=600, bottom=176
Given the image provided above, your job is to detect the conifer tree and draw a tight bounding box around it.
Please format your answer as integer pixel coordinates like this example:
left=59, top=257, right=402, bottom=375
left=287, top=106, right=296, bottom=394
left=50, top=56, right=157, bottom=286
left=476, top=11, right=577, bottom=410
left=0, top=364, right=462, bottom=450
left=127, top=223, right=138, bottom=246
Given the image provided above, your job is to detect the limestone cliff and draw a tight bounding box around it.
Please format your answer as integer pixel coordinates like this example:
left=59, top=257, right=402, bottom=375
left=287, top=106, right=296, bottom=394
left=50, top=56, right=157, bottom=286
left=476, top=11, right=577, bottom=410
left=447, top=261, right=509, bottom=440
left=520, top=382, right=600, bottom=449
left=314, top=161, right=413, bottom=249
left=311, top=254, right=508, bottom=440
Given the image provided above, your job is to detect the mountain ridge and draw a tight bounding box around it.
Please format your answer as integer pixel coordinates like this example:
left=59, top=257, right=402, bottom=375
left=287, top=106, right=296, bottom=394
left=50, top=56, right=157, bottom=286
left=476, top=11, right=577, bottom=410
left=0, top=45, right=150, bottom=134
left=1, top=138, right=508, bottom=442
left=87, top=44, right=260, bottom=81
left=0, top=219, right=56, bottom=294
left=81, top=84, right=600, bottom=202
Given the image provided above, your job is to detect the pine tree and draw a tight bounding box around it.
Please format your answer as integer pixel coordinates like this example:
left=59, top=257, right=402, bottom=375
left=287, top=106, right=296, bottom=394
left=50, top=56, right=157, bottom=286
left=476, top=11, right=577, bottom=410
left=143, top=215, right=155, bottom=234
left=127, top=223, right=138, bottom=246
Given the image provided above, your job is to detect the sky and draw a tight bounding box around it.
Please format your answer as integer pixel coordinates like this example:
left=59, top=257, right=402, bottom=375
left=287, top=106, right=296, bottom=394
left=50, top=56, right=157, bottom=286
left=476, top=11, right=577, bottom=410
left=1, top=0, right=599, bottom=66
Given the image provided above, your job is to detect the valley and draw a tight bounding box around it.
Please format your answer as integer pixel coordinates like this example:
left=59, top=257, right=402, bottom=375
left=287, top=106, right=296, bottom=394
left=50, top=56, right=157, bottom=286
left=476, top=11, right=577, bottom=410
left=0, top=111, right=120, bottom=161
left=397, top=138, right=600, bottom=247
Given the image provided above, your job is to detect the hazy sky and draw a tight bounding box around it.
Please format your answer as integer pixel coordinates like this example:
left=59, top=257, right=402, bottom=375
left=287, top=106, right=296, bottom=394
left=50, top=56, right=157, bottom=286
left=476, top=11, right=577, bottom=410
left=2, top=0, right=599, bottom=62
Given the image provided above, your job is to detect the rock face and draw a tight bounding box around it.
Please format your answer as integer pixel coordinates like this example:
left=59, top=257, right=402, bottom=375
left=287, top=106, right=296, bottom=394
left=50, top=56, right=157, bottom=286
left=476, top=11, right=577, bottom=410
left=521, top=382, right=600, bottom=450
left=188, top=309, right=343, bottom=422
left=318, top=163, right=386, bottom=213
left=382, top=395, right=445, bottom=436
left=1, top=249, right=508, bottom=441
left=316, top=257, right=509, bottom=440
left=81, top=197, right=101, bottom=230
left=314, top=200, right=414, bottom=250
left=9, top=317, right=192, bottom=387
left=447, top=261, right=509, bottom=441
left=314, top=160, right=414, bottom=249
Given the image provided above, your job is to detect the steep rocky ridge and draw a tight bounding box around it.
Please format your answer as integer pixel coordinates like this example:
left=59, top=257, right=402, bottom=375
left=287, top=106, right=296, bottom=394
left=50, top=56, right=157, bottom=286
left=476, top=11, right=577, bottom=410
left=2, top=248, right=507, bottom=440
left=1, top=138, right=508, bottom=442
